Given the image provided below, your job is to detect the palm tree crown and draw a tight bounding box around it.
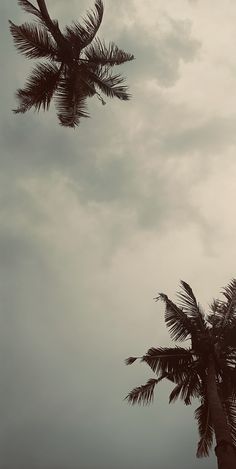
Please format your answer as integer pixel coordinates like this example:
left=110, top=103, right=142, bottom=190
left=10, top=0, right=134, bottom=127
left=126, top=280, right=236, bottom=461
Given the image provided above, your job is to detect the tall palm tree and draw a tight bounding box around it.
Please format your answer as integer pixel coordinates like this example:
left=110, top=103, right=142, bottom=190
left=9, top=0, right=134, bottom=127
left=126, top=280, right=236, bottom=469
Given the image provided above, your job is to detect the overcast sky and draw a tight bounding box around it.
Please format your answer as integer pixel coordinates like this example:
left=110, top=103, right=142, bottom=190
left=2, top=1, right=236, bottom=468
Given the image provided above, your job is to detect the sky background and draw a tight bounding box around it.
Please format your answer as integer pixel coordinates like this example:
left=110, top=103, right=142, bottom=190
left=2, top=0, right=236, bottom=468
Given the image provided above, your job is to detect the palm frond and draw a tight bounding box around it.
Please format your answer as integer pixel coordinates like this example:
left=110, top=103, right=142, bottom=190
left=18, top=0, right=42, bottom=19
left=224, top=398, right=236, bottom=446
left=169, top=370, right=201, bottom=405
left=32, top=1, right=69, bottom=52
left=55, top=70, right=89, bottom=128
left=141, top=347, right=193, bottom=381
left=9, top=21, right=57, bottom=60
left=212, top=280, right=236, bottom=325
left=126, top=376, right=166, bottom=406
left=84, top=39, right=134, bottom=66
left=221, top=279, right=236, bottom=327
left=169, top=382, right=183, bottom=403
left=88, top=68, right=131, bottom=100
left=209, top=299, right=222, bottom=316
left=65, top=0, right=104, bottom=51
left=13, top=62, right=61, bottom=113
left=222, top=279, right=236, bottom=302
left=182, top=371, right=201, bottom=405
left=125, top=357, right=139, bottom=365
left=157, top=293, right=196, bottom=342
left=195, top=399, right=214, bottom=458
left=207, top=299, right=223, bottom=328
left=210, top=280, right=236, bottom=340
left=177, top=281, right=206, bottom=330
left=226, top=349, right=236, bottom=367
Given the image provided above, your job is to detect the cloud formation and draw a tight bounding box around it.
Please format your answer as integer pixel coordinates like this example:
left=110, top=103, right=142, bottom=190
left=1, top=1, right=236, bottom=469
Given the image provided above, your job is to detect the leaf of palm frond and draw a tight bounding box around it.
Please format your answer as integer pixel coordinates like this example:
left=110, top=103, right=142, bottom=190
left=169, top=370, right=201, bottom=405
left=141, top=347, right=193, bottom=380
left=223, top=398, right=236, bottom=446
left=182, top=371, right=201, bottom=405
left=177, top=281, right=206, bottom=332
left=222, top=279, right=236, bottom=303
left=55, top=72, right=89, bottom=128
left=9, top=21, right=57, bottom=60
left=212, top=280, right=236, bottom=333
left=227, top=348, right=236, bottom=366
left=13, top=62, right=61, bottom=113
left=209, top=299, right=222, bottom=315
left=207, top=299, right=224, bottom=328
left=169, top=382, right=183, bottom=403
left=88, top=69, right=131, bottom=100
left=84, top=39, right=134, bottom=66
left=18, top=0, right=42, bottom=20
left=195, top=399, right=214, bottom=458
left=65, top=0, right=104, bottom=51
left=157, top=293, right=195, bottom=341
left=125, top=357, right=138, bottom=365
left=126, top=375, right=167, bottom=406
left=221, top=279, right=236, bottom=327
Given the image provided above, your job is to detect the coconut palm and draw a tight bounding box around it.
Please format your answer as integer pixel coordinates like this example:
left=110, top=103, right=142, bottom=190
left=126, top=280, right=236, bottom=469
left=9, top=0, right=134, bottom=127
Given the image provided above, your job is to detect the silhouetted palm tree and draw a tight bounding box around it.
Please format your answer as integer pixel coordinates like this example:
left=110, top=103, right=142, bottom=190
left=126, top=280, right=236, bottom=469
left=9, top=0, right=134, bottom=127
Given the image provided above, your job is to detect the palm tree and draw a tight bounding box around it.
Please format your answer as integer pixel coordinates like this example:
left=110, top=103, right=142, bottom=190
left=126, top=280, right=236, bottom=469
left=9, top=0, right=134, bottom=127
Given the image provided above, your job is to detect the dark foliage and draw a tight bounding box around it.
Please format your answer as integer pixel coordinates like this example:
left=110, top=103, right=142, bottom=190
left=10, top=0, right=134, bottom=127
left=195, top=398, right=214, bottom=457
left=126, top=279, right=236, bottom=458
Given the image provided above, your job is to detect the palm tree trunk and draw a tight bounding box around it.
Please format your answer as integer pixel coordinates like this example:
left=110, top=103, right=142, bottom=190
left=207, top=355, right=236, bottom=469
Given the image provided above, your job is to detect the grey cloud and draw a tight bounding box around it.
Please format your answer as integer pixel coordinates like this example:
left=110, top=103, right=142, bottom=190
left=0, top=96, right=197, bottom=236
left=113, top=15, right=200, bottom=87
left=154, top=16, right=201, bottom=86
left=0, top=84, right=219, bottom=246
left=160, top=116, right=236, bottom=155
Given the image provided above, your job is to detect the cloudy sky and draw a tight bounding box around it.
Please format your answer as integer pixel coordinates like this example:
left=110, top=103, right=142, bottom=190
left=2, top=0, right=236, bottom=468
